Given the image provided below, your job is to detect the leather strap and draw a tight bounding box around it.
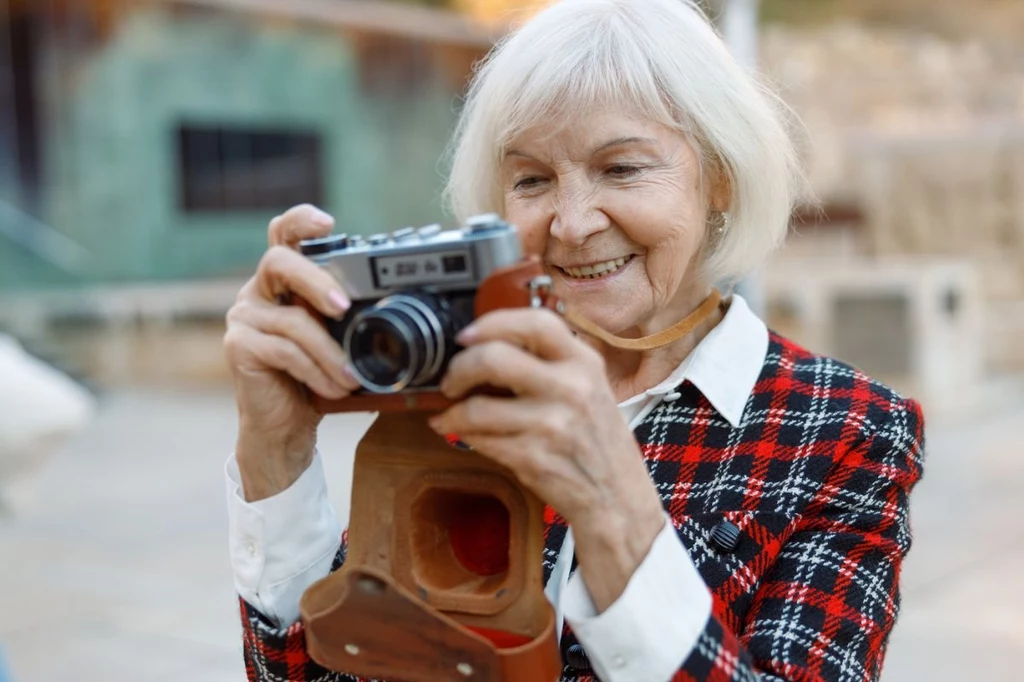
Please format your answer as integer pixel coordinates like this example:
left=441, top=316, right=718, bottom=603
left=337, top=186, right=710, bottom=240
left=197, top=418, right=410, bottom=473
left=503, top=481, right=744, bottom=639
left=560, top=288, right=722, bottom=351
left=473, top=257, right=723, bottom=353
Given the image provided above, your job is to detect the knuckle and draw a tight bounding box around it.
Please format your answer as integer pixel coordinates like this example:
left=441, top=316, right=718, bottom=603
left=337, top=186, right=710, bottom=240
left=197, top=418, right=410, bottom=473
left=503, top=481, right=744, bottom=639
left=259, top=245, right=293, bottom=274
left=480, top=344, right=504, bottom=370
left=234, top=276, right=258, bottom=305
left=268, top=213, right=285, bottom=238
left=267, top=339, right=301, bottom=369
left=281, top=304, right=321, bottom=336
left=225, top=302, right=247, bottom=326
left=518, top=455, right=556, bottom=489
left=538, top=409, right=569, bottom=439
left=560, top=376, right=591, bottom=409
left=462, top=397, right=487, bottom=425
left=222, top=327, right=249, bottom=360
left=461, top=345, right=496, bottom=377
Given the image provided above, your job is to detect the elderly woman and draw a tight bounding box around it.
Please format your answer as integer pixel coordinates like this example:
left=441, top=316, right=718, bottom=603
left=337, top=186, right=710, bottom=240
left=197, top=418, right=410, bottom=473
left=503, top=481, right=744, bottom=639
left=223, top=0, right=924, bottom=680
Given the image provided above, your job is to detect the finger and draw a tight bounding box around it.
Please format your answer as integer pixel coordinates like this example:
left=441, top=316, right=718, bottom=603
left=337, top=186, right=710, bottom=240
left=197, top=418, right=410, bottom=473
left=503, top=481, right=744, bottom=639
left=429, top=395, right=569, bottom=442
left=256, top=246, right=350, bottom=317
left=228, top=299, right=359, bottom=392
left=439, top=341, right=562, bottom=400
left=268, top=204, right=335, bottom=248
left=429, top=395, right=525, bottom=436
left=458, top=307, right=578, bottom=361
left=227, top=326, right=349, bottom=399
left=440, top=426, right=577, bottom=496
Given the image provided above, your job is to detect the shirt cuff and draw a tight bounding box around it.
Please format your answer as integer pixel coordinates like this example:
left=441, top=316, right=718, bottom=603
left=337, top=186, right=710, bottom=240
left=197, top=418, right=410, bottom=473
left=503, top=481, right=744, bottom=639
left=562, top=515, right=712, bottom=682
left=225, top=449, right=342, bottom=628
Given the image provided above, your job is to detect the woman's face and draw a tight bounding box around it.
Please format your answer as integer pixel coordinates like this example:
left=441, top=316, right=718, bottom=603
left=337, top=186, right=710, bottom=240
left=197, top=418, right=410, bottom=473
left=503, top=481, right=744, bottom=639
left=501, top=109, right=724, bottom=337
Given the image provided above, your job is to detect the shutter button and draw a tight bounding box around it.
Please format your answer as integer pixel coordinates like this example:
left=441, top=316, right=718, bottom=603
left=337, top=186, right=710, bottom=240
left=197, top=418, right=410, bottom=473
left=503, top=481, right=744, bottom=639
left=565, top=643, right=591, bottom=673
left=709, top=520, right=741, bottom=553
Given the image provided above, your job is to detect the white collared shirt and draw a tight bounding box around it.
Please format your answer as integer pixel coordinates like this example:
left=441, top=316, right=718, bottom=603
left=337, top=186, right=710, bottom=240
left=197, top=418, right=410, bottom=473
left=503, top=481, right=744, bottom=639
left=225, top=294, right=769, bottom=682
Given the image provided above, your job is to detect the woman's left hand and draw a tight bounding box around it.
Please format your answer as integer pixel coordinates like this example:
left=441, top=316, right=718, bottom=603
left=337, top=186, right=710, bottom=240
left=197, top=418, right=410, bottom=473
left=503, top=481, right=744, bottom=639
left=429, top=307, right=666, bottom=610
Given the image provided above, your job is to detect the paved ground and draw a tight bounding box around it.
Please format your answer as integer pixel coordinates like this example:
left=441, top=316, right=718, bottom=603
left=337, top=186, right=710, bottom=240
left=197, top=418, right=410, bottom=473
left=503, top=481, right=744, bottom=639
left=1, top=384, right=1022, bottom=681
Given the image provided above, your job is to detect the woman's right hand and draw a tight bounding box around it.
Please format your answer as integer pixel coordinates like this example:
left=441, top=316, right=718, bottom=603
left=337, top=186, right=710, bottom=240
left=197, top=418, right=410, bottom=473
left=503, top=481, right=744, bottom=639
left=224, top=204, right=361, bottom=502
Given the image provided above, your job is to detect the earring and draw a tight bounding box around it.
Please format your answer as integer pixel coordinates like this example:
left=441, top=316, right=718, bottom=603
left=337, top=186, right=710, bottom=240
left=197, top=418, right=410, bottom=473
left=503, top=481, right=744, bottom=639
left=709, top=210, right=730, bottom=241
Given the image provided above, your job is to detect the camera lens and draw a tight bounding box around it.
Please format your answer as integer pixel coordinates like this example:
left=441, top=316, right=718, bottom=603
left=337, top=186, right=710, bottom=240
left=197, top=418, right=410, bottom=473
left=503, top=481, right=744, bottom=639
left=344, top=293, right=450, bottom=393
left=349, top=315, right=411, bottom=388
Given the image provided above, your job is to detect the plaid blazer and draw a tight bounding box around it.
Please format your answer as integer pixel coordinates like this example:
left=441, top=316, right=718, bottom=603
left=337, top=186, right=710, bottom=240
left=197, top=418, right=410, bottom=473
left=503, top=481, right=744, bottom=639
left=239, top=332, right=925, bottom=682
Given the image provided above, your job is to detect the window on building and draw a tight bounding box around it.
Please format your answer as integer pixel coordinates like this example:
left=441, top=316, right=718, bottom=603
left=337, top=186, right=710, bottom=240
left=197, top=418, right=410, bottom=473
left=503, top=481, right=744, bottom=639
left=177, top=124, right=324, bottom=213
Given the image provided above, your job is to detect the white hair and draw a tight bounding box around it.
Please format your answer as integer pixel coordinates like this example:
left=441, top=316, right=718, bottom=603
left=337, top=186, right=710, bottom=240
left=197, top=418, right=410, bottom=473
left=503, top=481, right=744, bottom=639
left=444, top=0, right=803, bottom=285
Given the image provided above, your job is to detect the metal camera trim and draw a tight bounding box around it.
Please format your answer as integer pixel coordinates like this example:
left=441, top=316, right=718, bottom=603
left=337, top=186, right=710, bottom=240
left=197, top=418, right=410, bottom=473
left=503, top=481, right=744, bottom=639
left=303, top=216, right=522, bottom=301
left=382, top=294, right=449, bottom=386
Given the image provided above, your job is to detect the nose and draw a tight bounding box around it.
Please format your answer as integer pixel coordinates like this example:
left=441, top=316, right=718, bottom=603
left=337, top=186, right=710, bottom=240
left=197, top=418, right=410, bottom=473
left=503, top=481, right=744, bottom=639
left=549, top=181, right=610, bottom=246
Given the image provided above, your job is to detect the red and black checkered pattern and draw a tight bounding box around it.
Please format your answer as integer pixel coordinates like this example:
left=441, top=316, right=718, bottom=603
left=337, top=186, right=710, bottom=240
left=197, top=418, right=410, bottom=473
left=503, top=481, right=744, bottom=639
left=239, top=332, right=925, bottom=681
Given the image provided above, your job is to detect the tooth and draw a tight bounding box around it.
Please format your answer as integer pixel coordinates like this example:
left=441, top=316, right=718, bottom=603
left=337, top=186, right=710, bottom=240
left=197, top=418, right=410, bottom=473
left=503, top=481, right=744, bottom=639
left=562, top=256, right=633, bottom=279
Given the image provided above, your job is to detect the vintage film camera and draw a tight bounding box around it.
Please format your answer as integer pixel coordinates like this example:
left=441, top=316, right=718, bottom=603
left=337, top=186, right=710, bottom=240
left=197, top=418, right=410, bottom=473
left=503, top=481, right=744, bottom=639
left=299, top=213, right=553, bottom=413
left=295, top=215, right=562, bottom=682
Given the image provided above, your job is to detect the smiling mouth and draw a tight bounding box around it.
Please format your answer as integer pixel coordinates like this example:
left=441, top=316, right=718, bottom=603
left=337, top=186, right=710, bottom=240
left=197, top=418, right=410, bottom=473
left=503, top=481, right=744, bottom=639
left=557, top=255, right=634, bottom=280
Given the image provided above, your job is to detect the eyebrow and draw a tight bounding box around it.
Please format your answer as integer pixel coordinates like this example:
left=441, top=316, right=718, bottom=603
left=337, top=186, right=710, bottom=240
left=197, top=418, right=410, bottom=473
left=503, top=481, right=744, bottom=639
left=504, top=135, right=660, bottom=161
left=592, top=136, right=659, bottom=154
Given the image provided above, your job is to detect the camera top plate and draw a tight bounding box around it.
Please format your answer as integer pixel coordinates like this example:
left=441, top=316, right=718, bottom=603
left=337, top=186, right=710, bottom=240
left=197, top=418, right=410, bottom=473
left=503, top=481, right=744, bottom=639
left=300, top=214, right=522, bottom=299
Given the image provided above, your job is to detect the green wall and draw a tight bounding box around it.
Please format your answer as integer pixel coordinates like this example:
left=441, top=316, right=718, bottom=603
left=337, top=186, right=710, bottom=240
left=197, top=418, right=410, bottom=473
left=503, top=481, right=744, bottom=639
left=1, top=5, right=462, bottom=288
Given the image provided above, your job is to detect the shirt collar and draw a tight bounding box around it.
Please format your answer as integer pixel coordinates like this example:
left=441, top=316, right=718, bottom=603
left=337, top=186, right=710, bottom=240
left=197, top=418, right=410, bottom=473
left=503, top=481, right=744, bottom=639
left=619, top=294, right=768, bottom=427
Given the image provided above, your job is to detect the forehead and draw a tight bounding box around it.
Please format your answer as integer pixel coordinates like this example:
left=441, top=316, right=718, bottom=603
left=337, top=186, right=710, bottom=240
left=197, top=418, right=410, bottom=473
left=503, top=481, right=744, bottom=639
left=503, top=108, right=686, bottom=158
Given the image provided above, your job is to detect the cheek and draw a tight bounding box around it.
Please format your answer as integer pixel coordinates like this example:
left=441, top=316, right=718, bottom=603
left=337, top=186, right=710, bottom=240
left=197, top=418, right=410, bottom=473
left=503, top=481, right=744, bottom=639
left=506, top=201, right=549, bottom=257
left=635, top=217, right=706, bottom=292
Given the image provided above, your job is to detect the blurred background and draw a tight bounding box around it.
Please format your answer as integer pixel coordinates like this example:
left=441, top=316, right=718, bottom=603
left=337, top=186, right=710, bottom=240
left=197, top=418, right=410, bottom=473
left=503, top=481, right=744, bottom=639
left=0, top=0, right=1022, bottom=680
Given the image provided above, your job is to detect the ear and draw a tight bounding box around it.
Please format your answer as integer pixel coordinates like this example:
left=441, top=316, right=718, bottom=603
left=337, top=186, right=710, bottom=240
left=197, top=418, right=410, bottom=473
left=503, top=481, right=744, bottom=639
left=707, top=157, right=732, bottom=213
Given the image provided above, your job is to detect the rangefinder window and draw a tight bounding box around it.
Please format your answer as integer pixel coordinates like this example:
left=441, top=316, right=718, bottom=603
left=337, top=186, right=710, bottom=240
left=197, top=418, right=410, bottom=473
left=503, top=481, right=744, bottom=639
left=442, top=254, right=468, bottom=274
left=373, top=250, right=473, bottom=288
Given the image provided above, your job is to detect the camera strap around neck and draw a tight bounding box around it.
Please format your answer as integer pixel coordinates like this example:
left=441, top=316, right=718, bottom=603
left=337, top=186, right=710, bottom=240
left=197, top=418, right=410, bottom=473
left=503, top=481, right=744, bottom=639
left=560, top=288, right=722, bottom=352
left=477, top=257, right=724, bottom=354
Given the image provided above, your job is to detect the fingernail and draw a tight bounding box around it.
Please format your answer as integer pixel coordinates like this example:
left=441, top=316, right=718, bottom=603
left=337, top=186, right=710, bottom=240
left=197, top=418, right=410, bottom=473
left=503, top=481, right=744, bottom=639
left=427, top=416, right=442, bottom=431
left=311, top=208, right=335, bottom=227
left=328, top=290, right=350, bottom=316
left=455, top=325, right=477, bottom=344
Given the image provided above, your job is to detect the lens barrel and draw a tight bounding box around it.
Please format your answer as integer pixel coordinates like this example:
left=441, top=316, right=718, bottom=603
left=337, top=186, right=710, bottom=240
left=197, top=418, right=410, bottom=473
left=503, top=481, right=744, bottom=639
left=344, top=293, right=451, bottom=393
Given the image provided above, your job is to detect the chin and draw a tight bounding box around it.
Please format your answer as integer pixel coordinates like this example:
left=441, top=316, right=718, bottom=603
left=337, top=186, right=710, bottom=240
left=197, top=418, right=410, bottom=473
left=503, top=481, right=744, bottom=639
left=573, top=300, right=637, bottom=336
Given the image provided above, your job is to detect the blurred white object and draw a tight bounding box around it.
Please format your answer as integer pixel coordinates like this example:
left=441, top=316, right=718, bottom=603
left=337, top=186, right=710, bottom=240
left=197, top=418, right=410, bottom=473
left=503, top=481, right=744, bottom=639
left=0, top=334, right=97, bottom=502
left=764, top=256, right=983, bottom=417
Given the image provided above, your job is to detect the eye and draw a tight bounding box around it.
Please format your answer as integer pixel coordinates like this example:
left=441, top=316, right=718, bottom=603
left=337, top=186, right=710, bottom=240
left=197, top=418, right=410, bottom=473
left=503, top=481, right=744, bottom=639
left=606, top=164, right=642, bottom=178
left=513, top=176, right=546, bottom=191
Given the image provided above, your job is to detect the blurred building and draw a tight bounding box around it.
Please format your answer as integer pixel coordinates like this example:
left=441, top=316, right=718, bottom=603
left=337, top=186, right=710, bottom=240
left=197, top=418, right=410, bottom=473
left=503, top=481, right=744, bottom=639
left=756, top=22, right=1024, bottom=411
left=0, top=0, right=493, bottom=290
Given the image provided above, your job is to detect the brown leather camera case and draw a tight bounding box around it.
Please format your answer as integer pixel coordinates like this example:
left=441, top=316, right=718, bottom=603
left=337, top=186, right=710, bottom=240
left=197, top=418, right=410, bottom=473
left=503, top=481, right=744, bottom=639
left=299, top=410, right=560, bottom=682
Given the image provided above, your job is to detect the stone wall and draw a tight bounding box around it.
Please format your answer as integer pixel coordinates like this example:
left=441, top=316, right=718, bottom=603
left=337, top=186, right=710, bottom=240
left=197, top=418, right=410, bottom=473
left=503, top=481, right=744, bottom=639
left=761, top=22, right=1024, bottom=205
left=762, top=23, right=1024, bottom=298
